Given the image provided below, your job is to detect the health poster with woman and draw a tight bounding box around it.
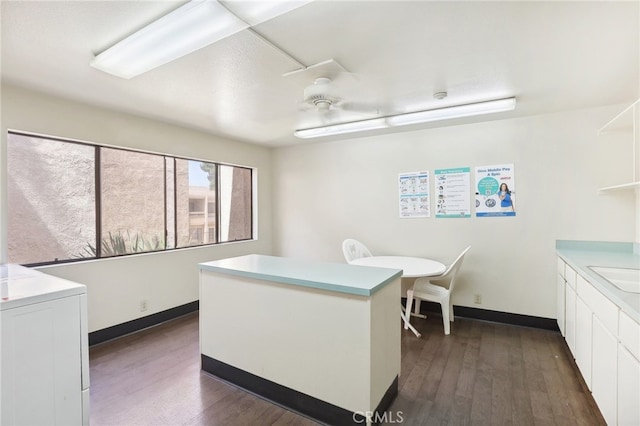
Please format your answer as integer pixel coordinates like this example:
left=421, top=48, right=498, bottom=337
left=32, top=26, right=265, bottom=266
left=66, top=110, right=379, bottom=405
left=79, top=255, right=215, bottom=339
left=475, top=164, right=516, bottom=217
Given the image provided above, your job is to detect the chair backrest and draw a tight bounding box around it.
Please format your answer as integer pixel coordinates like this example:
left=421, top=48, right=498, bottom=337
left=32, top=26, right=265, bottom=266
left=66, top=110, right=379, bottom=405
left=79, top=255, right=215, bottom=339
left=342, top=239, right=373, bottom=263
left=430, top=245, right=471, bottom=291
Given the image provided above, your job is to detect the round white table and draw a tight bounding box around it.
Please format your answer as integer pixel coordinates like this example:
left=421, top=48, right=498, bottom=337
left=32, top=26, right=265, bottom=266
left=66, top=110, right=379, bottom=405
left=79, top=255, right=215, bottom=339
left=350, top=256, right=445, bottom=277
left=350, top=256, right=446, bottom=338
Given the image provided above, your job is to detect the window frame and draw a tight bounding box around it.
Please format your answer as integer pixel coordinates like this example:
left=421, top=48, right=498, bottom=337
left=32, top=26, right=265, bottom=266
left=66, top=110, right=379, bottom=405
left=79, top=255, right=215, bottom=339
left=6, top=130, right=255, bottom=267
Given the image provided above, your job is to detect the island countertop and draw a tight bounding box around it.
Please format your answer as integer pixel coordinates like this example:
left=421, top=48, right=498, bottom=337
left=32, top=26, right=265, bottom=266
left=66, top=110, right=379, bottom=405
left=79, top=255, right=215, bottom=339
left=199, top=254, right=402, bottom=297
left=199, top=254, right=401, bottom=423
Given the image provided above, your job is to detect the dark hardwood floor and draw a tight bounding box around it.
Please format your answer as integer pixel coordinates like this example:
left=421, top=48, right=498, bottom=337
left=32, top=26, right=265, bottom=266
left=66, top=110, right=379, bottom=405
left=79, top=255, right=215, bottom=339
left=89, top=312, right=605, bottom=425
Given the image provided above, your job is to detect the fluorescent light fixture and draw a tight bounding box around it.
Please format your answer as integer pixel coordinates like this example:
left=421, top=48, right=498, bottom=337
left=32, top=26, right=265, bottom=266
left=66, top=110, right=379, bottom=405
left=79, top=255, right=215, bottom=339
left=294, top=97, right=516, bottom=139
left=294, top=118, right=388, bottom=139
left=91, top=0, right=249, bottom=79
left=387, top=97, right=517, bottom=127
left=220, top=0, right=313, bottom=26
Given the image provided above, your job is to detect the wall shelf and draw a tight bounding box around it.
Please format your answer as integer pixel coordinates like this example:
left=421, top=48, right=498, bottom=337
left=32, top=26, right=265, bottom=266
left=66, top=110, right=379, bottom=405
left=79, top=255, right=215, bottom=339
left=599, top=182, right=640, bottom=192
left=598, top=99, right=640, bottom=195
left=598, top=100, right=638, bottom=135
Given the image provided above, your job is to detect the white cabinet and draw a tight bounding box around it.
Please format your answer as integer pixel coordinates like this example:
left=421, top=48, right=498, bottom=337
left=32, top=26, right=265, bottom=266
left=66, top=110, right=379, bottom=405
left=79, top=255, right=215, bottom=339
left=0, top=264, right=89, bottom=426
left=618, top=344, right=640, bottom=426
left=578, top=274, right=618, bottom=334
left=618, top=311, right=640, bottom=426
left=556, top=273, right=565, bottom=336
left=574, top=273, right=620, bottom=391
left=565, top=284, right=577, bottom=356
left=563, top=263, right=578, bottom=356
left=556, top=257, right=566, bottom=335
left=592, top=315, right=618, bottom=425
left=619, top=309, right=640, bottom=361
left=574, top=296, right=592, bottom=387
left=557, top=255, right=640, bottom=425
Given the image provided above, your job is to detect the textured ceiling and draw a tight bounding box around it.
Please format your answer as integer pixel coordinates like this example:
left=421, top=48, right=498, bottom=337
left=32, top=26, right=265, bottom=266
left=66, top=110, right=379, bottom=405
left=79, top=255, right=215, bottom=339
left=1, top=1, right=639, bottom=147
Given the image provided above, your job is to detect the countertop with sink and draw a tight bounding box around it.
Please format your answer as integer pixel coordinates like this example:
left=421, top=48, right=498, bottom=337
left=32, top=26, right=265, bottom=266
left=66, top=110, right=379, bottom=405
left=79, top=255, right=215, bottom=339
left=556, top=240, right=640, bottom=322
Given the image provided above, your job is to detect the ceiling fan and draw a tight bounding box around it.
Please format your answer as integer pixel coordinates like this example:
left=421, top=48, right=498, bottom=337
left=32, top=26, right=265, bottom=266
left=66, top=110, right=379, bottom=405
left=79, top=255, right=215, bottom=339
left=302, top=77, right=341, bottom=112
left=283, top=59, right=382, bottom=127
left=299, top=75, right=380, bottom=125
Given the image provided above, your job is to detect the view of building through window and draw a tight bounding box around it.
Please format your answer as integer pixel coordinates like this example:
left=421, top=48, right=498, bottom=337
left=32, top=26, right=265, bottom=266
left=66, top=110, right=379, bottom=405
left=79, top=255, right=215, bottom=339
left=220, top=165, right=252, bottom=242
left=7, top=134, right=96, bottom=264
left=165, top=158, right=176, bottom=249
left=177, top=159, right=217, bottom=247
left=7, top=132, right=253, bottom=265
left=101, top=148, right=165, bottom=256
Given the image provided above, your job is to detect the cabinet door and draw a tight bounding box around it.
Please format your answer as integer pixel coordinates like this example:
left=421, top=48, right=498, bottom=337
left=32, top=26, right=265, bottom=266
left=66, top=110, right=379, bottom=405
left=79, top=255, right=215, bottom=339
left=556, top=274, right=565, bottom=336
left=1, top=295, right=83, bottom=426
left=575, top=297, right=592, bottom=388
left=592, top=315, right=618, bottom=426
left=618, top=344, right=640, bottom=426
left=557, top=257, right=566, bottom=278
left=619, top=310, right=640, bottom=360
left=566, top=266, right=577, bottom=290
left=565, top=284, right=577, bottom=356
left=578, top=275, right=618, bottom=335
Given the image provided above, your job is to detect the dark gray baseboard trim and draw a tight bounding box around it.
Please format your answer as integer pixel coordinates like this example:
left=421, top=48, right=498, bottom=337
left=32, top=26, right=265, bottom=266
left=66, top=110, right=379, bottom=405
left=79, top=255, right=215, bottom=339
left=202, top=354, right=398, bottom=425
left=89, top=299, right=558, bottom=347
left=407, top=299, right=560, bottom=331
left=89, top=301, right=199, bottom=346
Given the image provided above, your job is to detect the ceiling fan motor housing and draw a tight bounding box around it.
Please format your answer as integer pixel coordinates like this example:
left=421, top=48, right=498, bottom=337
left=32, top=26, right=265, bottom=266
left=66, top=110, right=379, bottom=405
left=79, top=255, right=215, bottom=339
left=304, top=77, right=339, bottom=111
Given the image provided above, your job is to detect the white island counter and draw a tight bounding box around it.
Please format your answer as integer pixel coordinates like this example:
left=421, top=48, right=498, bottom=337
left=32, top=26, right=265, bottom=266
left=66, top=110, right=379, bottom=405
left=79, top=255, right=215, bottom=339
left=199, top=255, right=402, bottom=425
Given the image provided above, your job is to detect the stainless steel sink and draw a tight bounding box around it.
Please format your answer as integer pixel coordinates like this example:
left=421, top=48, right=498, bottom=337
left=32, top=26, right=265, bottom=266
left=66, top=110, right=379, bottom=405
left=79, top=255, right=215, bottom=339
left=589, top=266, right=640, bottom=293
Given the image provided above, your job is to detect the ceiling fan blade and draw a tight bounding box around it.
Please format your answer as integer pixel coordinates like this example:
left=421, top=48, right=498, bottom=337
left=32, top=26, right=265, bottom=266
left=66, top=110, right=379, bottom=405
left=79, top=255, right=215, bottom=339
left=340, top=101, right=381, bottom=114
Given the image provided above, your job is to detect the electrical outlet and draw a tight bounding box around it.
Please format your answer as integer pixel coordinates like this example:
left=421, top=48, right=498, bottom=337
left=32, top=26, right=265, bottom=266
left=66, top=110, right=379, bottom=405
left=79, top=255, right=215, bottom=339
left=474, top=294, right=482, bottom=304
left=140, top=300, right=148, bottom=312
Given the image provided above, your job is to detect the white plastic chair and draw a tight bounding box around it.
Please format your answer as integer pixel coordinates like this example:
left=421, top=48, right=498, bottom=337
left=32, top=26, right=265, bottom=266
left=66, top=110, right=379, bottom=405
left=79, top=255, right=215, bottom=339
left=405, top=246, right=471, bottom=335
left=342, top=239, right=372, bottom=264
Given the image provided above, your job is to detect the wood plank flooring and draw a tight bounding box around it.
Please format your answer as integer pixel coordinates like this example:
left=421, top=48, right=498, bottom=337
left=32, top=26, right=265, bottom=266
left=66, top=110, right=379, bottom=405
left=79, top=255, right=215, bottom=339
left=89, top=312, right=605, bottom=425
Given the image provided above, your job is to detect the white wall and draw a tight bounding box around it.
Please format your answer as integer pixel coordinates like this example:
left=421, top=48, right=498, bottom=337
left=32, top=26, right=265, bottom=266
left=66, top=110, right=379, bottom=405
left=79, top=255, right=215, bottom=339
left=0, top=84, right=273, bottom=332
left=636, top=103, right=640, bottom=245
left=272, top=105, right=636, bottom=318
left=1, top=83, right=635, bottom=325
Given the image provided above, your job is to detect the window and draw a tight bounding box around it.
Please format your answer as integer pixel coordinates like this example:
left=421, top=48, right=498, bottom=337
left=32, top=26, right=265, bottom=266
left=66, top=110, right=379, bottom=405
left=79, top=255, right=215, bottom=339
left=165, top=158, right=176, bottom=249
left=176, top=159, right=217, bottom=247
left=101, top=148, right=165, bottom=257
left=6, top=132, right=254, bottom=265
left=189, top=227, right=203, bottom=243
left=7, top=134, right=95, bottom=264
left=219, top=165, right=252, bottom=242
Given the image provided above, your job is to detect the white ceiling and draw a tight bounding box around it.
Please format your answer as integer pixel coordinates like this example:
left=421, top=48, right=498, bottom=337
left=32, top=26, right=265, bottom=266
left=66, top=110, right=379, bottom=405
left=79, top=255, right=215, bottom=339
left=1, top=0, right=638, bottom=147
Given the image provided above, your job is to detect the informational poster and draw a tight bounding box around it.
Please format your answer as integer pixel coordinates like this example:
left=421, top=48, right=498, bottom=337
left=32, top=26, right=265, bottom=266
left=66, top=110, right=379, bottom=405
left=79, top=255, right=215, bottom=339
left=435, top=167, right=471, bottom=218
left=475, top=163, right=516, bottom=217
left=399, top=171, right=430, bottom=218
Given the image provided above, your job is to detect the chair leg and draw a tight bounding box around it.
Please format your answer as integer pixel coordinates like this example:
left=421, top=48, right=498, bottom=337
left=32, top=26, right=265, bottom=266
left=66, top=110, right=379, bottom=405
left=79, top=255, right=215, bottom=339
left=441, top=301, right=450, bottom=335
left=400, top=308, right=422, bottom=338
left=404, top=290, right=414, bottom=330
left=410, top=298, right=427, bottom=319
